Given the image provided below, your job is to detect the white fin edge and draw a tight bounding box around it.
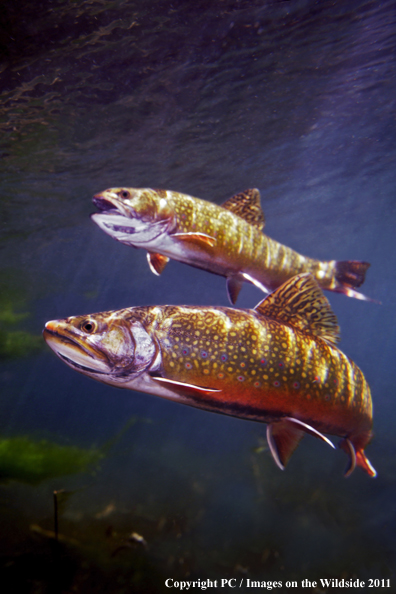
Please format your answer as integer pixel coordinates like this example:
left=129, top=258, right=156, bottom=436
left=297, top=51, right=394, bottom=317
left=147, top=252, right=160, bottom=276
left=266, top=424, right=285, bottom=471
left=242, top=272, right=269, bottom=294
left=284, top=417, right=335, bottom=449
left=343, top=437, right=357, bottom=477
left=152, top=376, right=221, bottom=392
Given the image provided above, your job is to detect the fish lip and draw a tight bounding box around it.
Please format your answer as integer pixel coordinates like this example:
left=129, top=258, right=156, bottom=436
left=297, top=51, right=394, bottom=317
left=92, top=194, right=135, bottom=219
left=57, top=352, right=108, bottom=375
left=43, top=327, right=109, bottom=369
left=92, top=195, right=118, bottom=213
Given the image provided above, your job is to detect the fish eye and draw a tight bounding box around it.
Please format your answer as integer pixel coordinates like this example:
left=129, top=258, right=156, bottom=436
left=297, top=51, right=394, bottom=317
left=81, top=319, right=97, bottom=333
left=120, top=190, right=130, bottom=199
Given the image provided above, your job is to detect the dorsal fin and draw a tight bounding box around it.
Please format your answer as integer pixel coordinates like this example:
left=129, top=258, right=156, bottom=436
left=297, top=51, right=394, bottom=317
left=221, top=189, right=265, bottom=230
left=254, top=273, right=340, bottom=346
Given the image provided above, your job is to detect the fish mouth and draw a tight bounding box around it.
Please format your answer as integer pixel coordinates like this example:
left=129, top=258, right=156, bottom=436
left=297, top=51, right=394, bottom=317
left=43, top=326, right=110, bottom=375
left=92, top=193, right=134, bottom=219
left=57, top=352, right=108, bottom=375
left=92, top=195, right=119, bottom=213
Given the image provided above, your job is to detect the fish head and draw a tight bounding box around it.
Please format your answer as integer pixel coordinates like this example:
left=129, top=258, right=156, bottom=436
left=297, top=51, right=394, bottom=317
left=43, top=310, right=158, bottom=386
left=91, top=188, right=174, bottom=247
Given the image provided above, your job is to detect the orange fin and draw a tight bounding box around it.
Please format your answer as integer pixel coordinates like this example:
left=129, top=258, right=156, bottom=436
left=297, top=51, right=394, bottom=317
left=242, top=272, right=269, bottom=294
left=226, top=276, right=244, bottom=304
left=356, top=449, right=377, bottom=477
left=267, top=418, right=335, bottom=470
left=255, top=273, right=341, bottom=346
left=340, top=438, right=357, bottom=477
left=333, top=261, right=379, bottom=303
left=147, top=252, right=169, bottom=276
left=172, top=232, right=216, bottom=248
left=335, top=260, right=370, bottom=289
left=151, top=376, right=221, bottom=399
left=222, top=188, right=265, bottom=230
left=283, top=417, right=335, bottom=448
left=266, top=420, right=305, bottom=470
left=339, top=438, right=377, bottom=477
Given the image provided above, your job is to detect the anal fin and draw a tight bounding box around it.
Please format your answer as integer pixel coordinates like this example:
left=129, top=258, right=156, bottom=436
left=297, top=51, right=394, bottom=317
left=266, top=420, right=305, bottom=470
left=242, top=272, right=269, bottom=294
left=339, top=438, right=377, bottom=478
left=339, top=438, right=357, bottom=477
left=147, top=252, right=169, bottom=276
left=267, top=417, right=335, bottom=471
left=226, top=276, right=244, bottom=304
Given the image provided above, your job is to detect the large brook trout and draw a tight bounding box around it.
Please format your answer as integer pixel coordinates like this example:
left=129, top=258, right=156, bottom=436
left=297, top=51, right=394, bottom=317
left=92, top=187, right=371, bottom=304
left=43, top=274, right=376, bottom=477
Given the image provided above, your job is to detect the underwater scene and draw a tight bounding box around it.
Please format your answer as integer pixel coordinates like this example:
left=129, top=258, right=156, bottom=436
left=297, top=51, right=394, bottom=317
left=0, top=0, right=395, bottom=592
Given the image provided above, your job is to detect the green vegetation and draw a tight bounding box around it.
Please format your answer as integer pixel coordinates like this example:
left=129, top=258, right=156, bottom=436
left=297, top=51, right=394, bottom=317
left=0, top=436, right=103, bottom=485
left=0, top=281, right=43, bottom=359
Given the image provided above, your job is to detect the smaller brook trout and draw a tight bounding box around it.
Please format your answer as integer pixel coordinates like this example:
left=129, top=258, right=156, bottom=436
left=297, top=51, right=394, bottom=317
left=43, top=274, right=376, bottom=477
left=91, top=187, right=372, bottom=304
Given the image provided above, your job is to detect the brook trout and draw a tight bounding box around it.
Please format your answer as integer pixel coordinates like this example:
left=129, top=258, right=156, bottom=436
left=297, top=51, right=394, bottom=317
left=43, top=274, right=376, bottom=477
left=92, top=187, right=371, bottom=304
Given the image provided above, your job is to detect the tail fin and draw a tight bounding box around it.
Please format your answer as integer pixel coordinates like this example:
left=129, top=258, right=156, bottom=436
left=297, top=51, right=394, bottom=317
left=333, top=261, right=379, bottom=302
left=335, top=260, right=370, bottom=289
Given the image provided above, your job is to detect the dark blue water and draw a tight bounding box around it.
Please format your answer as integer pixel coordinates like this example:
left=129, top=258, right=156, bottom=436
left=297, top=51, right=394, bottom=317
left=1, top=1, right=395, bottom=591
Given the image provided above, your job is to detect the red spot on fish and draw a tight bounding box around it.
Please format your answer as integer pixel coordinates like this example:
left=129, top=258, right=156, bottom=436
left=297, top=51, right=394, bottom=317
left=185, top=362, right=192, bottom=369
left=273, top=380, right=281, bottom=387
left=240, top=362, right=246, bottom=368
left=237, top=375, right=245, bottom=382
left=260, top=358, right=266, bottom=365
left=293, top=381, right=300, bottom=389
left=221, top=354, right=228, bottom=362
left=201, top=351, right=208, bottom=358
left=218, top=372, right=224, bottom=379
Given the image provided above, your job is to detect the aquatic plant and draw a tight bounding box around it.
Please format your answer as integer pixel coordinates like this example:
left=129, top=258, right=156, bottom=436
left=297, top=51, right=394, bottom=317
left=0, top=286, right=43, bottom=359
left=0, top=328, right=43, bottom=359
left=0, top=436, right=103, bottom=485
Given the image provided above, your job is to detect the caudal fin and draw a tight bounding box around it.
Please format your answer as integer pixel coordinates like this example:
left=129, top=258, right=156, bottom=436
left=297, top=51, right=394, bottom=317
left=335, top=260, right=370, bottom=288
left=333, top=261, right=379, bottom=302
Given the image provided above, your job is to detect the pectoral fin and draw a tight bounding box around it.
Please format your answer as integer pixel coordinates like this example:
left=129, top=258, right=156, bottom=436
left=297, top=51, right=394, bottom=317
left=267, top=417, right=335, bottom=470
left=151, top=376, right=221, bottom=399
left=147, top=252, right=169, bottom=276
left=172, top=232, right=216, bottom=249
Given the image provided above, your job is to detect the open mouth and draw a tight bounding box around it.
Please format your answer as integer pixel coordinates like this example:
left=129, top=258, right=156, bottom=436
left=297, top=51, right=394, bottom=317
left=92, top=195, right=120, bottom=214
left=44, top=326, right=109, bottom=374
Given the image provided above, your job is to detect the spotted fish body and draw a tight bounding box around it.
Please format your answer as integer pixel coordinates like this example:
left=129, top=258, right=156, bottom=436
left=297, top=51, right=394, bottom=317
left=43, top=274, right=376, bottom=477
left=91, top=187, right=371, bottom=303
